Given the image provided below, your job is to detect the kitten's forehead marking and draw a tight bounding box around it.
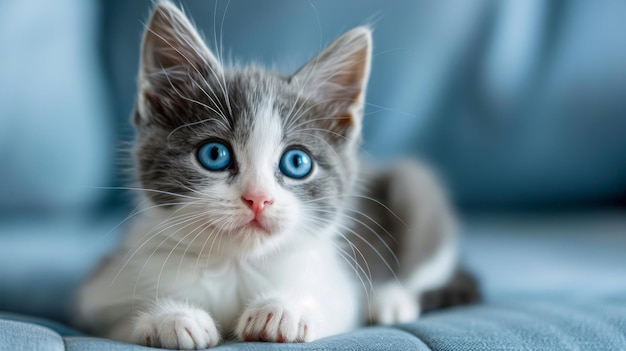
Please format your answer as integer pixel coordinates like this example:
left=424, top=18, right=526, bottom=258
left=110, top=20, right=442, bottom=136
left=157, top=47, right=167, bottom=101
left=239, top=97, right=283, bottom=192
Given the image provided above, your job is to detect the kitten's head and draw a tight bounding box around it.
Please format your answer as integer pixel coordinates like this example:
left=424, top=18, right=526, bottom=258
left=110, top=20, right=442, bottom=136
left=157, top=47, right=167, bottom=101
left=133, top=1, right=371, bottom=258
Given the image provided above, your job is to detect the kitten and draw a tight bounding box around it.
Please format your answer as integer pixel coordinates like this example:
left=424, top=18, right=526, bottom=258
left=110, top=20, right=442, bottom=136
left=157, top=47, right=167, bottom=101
left=75, top=1, right=471, bottom=349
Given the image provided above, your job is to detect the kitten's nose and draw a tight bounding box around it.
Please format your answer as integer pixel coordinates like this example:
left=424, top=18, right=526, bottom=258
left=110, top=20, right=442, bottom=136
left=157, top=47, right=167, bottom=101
left=241, top=193, right=274, bottom=214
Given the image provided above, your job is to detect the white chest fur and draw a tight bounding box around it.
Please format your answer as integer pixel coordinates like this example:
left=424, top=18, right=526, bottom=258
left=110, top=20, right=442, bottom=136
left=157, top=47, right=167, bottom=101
left=170, top=251, right=339, bottom=332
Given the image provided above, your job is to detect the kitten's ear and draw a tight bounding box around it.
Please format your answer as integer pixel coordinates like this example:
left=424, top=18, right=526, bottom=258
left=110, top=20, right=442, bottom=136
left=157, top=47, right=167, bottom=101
left=137, top=1, right=221, bottom=123
left=292, top=27, right=372, bottom=137
left=140, top=1, right=220, bottom=80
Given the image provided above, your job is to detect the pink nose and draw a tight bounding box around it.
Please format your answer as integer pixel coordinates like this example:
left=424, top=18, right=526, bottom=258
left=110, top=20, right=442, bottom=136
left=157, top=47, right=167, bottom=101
left=241, top=193, right=274, bottom=214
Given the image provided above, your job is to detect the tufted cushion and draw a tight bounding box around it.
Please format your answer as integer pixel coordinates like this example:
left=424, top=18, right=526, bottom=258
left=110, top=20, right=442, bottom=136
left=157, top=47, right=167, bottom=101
left=0, top=319, right=65, bottom=351
left=3, top=299, right=626, bottom=350
left=64, top=328, right=429, bottom=351
left=399, top=299, right=626, bottom=350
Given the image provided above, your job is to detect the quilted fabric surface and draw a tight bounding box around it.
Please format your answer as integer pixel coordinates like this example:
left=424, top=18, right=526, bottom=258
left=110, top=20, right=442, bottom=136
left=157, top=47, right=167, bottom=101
left=3, top=299, right=626, bottom=351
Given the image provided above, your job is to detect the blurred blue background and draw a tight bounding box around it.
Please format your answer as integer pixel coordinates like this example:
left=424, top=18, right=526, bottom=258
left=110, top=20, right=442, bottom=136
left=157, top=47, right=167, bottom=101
left=1, top=0, right=626, bottom=325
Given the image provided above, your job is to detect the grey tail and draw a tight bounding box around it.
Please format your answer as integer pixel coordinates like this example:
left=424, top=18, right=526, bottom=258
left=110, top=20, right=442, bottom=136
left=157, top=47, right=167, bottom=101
left=420, top=267, right=481, bottom=313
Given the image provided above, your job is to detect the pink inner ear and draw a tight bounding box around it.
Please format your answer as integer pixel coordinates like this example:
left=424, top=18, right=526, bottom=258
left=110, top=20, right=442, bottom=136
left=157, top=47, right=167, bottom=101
left=328, top=45, right=370, bottom=102
left=336, top=112, right=354, bottom=128
left=293, top=27, right=371, bottom=107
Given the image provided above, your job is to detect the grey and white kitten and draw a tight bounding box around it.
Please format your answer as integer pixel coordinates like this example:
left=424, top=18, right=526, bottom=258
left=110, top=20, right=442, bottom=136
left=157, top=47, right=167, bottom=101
left=75, top=2, right=467, bottom=349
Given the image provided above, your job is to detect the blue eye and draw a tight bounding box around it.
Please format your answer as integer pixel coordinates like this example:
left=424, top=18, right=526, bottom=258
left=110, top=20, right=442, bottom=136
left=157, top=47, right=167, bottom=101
left=279, top=149, right=313, bottom=179
left=197, top=142, right=232, bottom=171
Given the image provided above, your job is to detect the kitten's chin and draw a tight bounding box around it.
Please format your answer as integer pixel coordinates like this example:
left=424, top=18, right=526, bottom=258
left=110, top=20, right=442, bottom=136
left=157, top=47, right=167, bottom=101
left=232, top=213, right=271, bottom=234
left=236, top=220, right=271, bottom=237
left=248, top=219, right=269, bottom=232
left=224, top=215, right=293, bottom=252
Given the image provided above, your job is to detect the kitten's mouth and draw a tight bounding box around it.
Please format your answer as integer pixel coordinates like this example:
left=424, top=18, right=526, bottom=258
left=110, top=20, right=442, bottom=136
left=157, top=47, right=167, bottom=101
left=246, top=218, right=271, bottom=234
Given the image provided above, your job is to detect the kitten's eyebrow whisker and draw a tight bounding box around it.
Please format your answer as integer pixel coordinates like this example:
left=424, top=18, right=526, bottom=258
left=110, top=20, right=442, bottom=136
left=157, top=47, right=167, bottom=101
left=188, top=76, right=230, bottom=122
left=167, top=117, right=226, bottom=143
left=161, top=72, right=229, bottom=142
left=193, top=82, right=230, bottom=126
left=293, top=127, right=355, bottom=144
left=287, top=116, right=341, bottom=133
left=282, top=87, right=340, bottom=135
left=284, top=97, right=351, bottom=133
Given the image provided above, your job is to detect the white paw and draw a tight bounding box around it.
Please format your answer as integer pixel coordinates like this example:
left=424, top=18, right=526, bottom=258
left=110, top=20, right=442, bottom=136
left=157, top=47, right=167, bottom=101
left=236, top=298, right=314, bottom=343
left=132, top=304, right=220, bottom=349
left=369, top=283, right=420, bottom=325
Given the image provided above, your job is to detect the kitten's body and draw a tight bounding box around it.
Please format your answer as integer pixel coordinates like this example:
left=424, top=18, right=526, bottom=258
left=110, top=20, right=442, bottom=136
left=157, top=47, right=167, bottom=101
left=75, top=2, right=466, bottom=349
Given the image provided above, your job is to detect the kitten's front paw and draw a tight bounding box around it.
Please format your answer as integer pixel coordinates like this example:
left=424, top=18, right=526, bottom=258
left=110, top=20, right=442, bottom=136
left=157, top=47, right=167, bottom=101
left=132, top=305, right=220, bottom=349
left=236, top=298, right=314, bottom=343
left=369, top=283, right=420, bottom=325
